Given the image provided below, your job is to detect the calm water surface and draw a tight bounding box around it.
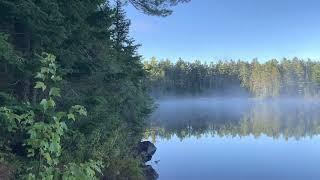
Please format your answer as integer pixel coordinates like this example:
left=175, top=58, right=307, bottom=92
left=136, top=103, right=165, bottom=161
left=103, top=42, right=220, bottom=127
left=147, top=98, right=320, bottom=180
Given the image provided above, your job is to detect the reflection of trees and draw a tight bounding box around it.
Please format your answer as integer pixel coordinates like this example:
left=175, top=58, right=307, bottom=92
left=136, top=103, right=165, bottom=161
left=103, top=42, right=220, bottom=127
left=147, top=100, right=320, bottom=141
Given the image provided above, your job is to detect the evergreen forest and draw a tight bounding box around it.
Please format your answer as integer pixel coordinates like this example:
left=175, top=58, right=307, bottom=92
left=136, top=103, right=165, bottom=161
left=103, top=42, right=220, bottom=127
left=0, top=0, right=188, bottom=179
left=144, top=57, right=320, bottom=98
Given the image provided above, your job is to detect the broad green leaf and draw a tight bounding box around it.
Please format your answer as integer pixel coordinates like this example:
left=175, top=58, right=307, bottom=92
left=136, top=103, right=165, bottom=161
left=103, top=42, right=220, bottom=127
left=43, top=152, right=52, bottom=164
left=34, top=81, right=46, bottom=91
left=60, top=122, right=67, bottom=130
left=27, top=149, right=35, bottom=157
left=40, top=67, right=49, bottom=74
left=67, top=113, right=75, bottom=121
left=51, top=75, right=62, bottom=82
left=40, top=99, right=48, bottom=111
left=78, top=108, right=87, bottom=116
left=47, top=98, right=56, bottom=108
left=71, top=105, right=87, bottom=116
left=56, top=112, right=66, bottom=119
left=49, top=87, right=61, bottom=97
left=35, top=72, right=45, bottom=80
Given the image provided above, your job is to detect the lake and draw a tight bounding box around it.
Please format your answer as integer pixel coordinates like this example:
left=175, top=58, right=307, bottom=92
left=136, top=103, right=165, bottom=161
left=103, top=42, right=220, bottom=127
left=146, top=98, right=320, bottom=180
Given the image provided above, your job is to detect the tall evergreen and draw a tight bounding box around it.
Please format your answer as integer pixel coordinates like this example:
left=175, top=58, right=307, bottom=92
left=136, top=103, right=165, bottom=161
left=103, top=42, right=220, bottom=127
left=0, top=0, right=188, bottom=179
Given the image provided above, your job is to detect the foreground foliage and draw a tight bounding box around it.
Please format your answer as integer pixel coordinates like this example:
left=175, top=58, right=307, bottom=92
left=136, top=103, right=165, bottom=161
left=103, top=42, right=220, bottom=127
left=0, top=0, right=193, bottom=178
left=1, top=54, right=103, bottom=179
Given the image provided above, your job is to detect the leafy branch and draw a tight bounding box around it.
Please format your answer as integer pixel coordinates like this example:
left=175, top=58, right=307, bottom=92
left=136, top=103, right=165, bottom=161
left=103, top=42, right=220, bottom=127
left=0, top=53, right=102, bottom=179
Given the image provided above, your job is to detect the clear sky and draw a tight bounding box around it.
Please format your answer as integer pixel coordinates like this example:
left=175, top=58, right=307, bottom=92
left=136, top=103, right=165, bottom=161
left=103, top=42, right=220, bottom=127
left=125, top=0, right=320, bottom=62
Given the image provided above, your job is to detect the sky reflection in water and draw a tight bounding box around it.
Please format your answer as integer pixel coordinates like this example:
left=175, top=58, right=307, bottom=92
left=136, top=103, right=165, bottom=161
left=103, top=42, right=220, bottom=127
left=147, top=98, right=320, bottom=180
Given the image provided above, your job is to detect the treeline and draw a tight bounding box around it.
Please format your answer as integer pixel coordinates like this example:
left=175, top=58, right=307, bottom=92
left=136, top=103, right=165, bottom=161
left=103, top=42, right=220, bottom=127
left=0, top=0, right=188, bottom=179
left=144, top=57, right=320, bottom=97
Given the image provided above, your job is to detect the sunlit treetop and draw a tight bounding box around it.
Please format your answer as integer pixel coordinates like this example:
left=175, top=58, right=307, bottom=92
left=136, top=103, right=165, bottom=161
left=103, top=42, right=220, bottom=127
left=125, top=0, right=190, bottom=16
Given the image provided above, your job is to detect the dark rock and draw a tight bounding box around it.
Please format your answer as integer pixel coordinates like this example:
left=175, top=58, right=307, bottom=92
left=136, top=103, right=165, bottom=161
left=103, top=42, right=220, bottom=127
left=142, top=165, right=159, bottom=180
left=135, top=141, right=158, bottom=179
left=137, top=141, right=157, bottom=162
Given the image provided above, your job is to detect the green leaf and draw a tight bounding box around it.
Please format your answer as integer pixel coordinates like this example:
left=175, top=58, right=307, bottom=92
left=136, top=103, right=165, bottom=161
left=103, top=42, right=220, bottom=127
left=27, top=149, right=35, bottom=157
left=60, top=122, right=67, bottom=130
left=43, top=152, right=52, bottom=165
left=67, top=113, right=75, bottom=121
left=40, top=99, right=48, bottom=111
left=71, top=105, right=87, bottom=116
left=49, top=87, right=61, bottom=97
left=35, top=81, right=46, bottom=91
left=47, top=98, right=56, bottom=108
left=56, top=112, right=66, bottom=119
left=51, top=75, right=62, bottom=82
left=78, top=108, right=87, bottom=116
left=35, top=72, right=45, bottom=80
left=40, top=67, right=49, bottom=74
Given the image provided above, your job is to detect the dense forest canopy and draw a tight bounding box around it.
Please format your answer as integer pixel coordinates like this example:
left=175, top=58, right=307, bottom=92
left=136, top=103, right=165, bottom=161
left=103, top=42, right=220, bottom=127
left=144, top=57, right=320, bottom=98
left=0, top=0, right=188, bottom=179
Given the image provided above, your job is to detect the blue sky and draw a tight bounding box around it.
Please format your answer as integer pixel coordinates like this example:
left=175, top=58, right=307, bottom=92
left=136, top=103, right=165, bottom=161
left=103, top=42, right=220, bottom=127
left=125, top=0, right=320, bottom=62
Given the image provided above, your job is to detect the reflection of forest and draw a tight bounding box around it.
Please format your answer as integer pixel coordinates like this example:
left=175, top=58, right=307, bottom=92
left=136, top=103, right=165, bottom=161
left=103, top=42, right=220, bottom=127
left=146, top=99, right=320, bottom=141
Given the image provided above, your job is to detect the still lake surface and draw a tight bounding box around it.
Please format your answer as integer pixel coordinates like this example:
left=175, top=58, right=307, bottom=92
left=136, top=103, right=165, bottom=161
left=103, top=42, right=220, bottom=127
left=147, top=98, right=320, bottom=180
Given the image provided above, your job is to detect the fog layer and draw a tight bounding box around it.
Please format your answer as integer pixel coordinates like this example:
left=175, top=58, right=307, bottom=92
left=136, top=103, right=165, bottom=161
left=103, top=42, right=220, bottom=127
left=148, top=98, right=320, bottom=140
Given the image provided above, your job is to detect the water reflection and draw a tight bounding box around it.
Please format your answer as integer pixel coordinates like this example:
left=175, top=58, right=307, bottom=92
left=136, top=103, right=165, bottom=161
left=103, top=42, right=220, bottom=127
left=146, top=98, right=320, bottom=180
left=148, top=98, right=320, bottom=141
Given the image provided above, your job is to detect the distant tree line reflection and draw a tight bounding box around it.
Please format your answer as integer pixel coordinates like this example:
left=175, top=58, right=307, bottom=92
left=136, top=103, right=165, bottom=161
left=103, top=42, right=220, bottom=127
left=146, top=99, right=320, bottom=141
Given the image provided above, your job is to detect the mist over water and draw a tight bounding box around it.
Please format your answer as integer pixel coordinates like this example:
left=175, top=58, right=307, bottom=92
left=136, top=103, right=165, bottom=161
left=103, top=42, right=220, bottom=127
left=147, top=97, right=320, bottom=180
